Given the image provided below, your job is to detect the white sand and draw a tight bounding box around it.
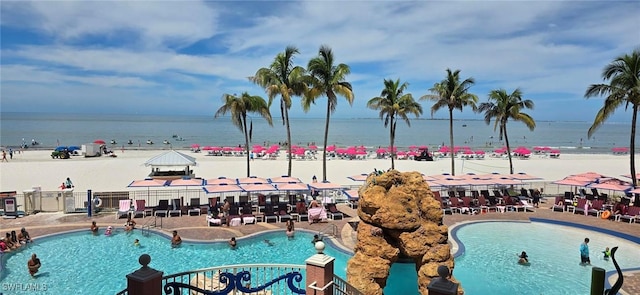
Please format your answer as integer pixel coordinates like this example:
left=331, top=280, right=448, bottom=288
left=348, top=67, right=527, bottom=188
left=0, top=149, right=635, bottom=195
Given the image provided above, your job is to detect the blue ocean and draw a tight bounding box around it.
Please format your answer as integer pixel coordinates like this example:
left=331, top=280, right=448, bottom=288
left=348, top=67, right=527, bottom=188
left=0, top=112, right=636, bottom=154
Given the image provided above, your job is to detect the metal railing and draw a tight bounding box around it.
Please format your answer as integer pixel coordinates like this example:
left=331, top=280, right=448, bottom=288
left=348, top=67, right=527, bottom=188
left=318, top=223, right=339, bottom=238
left=333, top=275, right=364, bottom=295
left=162, top=264, right=306, bottom=295
left=140, top=216, right=161, bottom=236
left=114, top=289, right=128, bottom=295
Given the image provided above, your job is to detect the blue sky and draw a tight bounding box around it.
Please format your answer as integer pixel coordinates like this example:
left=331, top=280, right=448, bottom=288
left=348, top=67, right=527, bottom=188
left=1, top=0, right=639, bottom=122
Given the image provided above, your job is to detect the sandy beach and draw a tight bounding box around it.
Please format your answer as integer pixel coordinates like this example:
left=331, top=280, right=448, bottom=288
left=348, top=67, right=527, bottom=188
left=0, top=149, right=636, bottom=194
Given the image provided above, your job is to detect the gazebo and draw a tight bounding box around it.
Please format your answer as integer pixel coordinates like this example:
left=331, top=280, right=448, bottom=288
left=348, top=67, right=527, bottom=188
left=144, top=150, right=197, bottom=180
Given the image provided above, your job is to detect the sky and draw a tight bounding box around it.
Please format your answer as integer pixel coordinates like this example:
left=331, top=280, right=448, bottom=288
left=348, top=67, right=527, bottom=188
left=1, top=0, right=639, bottom=122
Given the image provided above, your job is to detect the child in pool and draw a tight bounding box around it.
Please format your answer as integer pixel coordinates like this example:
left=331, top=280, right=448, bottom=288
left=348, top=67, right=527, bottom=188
left=105, top=226, right=113, bottom=236
left=134, top=239, right=140, bottom=246
left=518, top=251, right=529, bottom=264
left=602, top=247, right=610, bottom=260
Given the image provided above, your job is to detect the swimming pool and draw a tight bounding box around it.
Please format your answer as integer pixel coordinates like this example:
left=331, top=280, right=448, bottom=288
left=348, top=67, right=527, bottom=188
left=0, top=229, right=417, bottom=295
left=451, top=220, right=640, bottom=295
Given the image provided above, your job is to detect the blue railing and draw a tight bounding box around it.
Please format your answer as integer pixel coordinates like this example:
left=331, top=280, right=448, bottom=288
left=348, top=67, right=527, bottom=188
left=162, top=264, right=306, bottom=295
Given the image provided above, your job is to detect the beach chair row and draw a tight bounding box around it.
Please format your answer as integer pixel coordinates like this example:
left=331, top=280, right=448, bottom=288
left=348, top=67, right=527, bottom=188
left=433, top=190, right=537, bottom=215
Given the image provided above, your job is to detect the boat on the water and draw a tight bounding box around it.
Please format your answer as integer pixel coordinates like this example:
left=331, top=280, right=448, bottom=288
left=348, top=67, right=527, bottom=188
left=163, top=140, right=170, bottom=145
left=147, top=140, right=154, bottom=145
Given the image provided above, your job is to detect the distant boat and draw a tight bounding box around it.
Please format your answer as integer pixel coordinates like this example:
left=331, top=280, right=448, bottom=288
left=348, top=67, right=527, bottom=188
left=175, top=137, right=185, bottom=141
left=172, top=134, right=178, bottom=138
left=147, top=140, right=154, bottom=145
left=163, top=140, right=170, bottom=145
left=462, top=124, right=467, bottom=127
left=110, top=140, right=117, bottom=144
left=127, top=140, right=133, bottom=145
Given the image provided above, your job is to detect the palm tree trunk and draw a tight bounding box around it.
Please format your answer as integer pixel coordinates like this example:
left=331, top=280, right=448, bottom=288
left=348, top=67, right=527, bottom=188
left=631, top=104, right=638, bottom=205
left=242, top=115, right=251, bottom=177
left=504, top=123, right=514, bottom=174
left=284, top=103, right=293, bottom=176
left=390, top=117, right=395, bottom=170
left=322, top=98, right=331, bottom=182
left=449, top=108, right=455, bottom=175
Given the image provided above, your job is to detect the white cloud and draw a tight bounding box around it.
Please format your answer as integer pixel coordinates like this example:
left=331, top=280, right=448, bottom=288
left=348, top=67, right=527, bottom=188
left=0, top=0, right=638, bottom=122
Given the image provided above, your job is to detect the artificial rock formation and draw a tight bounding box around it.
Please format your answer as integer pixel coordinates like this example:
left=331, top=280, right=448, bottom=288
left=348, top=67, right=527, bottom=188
left=346, top=170, right=462, bottom=295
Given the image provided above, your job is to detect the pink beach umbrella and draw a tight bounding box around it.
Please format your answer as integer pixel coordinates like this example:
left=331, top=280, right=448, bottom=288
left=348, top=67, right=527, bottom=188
left=203, top=184, right=244, bottom=194
left=409, top=145, right=417, bottom=150
left=309, top=145, right=318, bottom=150
left=269, top=176, right=302, bottom=183
left=191, top=143, right=200, bottom=149
left=206, top=177, right=237, bottom=185
left=326, top=145, right=336, bottom=152
left=348, top=174, right=369, bottom=182
left=308, top=181, right=344, bottom=190
left=237, top=176, right=269, bottom=184
left=438, top=146, right=450, bottom=153
left=239, top=183, right=277, bottom=192
left=222, top=147, right=232, bottom=151
left=376, top=148, right=386, bottom=154
left=202, top=146, right=214, bottom=151
left=475, top=150, right=485, bottom=155
left=274, top=182, right=309, bottom=191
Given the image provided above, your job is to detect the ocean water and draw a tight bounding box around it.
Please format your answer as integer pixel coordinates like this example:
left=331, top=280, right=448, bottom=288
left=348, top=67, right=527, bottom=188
left=0, top=112, right=636, bottom=154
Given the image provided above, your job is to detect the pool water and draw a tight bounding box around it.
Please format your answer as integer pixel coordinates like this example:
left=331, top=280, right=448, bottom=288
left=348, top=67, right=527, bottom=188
left=452, top=222, right=640, bottom=295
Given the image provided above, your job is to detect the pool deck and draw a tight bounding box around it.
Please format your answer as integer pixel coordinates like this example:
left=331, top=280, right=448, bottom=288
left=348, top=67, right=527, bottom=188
left=2, top=204, right=639, bottom=294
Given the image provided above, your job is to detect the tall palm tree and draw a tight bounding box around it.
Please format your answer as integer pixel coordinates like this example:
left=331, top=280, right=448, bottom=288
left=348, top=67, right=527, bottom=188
left=478, top=88, right=535, bottom=174
left=367, top=79, right=423, bottom=169
left=585, top=49, right=640, bottom=203
left=250, top=46, right=307, bottom=176
left=420, top=69, right=478, bottom=175
left=304, top=45, right=354, bottom=182
left=214, top=92, right=273, bottom=177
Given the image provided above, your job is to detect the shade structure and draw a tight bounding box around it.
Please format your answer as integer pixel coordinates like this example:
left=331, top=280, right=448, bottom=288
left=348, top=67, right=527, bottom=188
left=465, top=177, right=501, bottom=186
left=507, top=173, right=542, bottom=181
left=274, top=182, right=309, bottom=191
left=203, top=184, right=244, bottom=194
left=347, top=174, right=369, bottom=182
left=128, top=179, right=168, bottom=188
left=572, top=172, right=607, bottom=182
left=621, top=173, right=640, bottom=179
left=268, top=176, right=302, bottom=184
left=552, top=177, right=592, bottom=187
left=422, top=175, right=437, bottom=181
left=144, top=150, right=197, bottom=166
left=308, top=181, right=344, bottom=190
left=491, top=177, right=522, bottom=186
left=343, top=189, right=359, bottom=200
left=627, top=187, right=640, bottom=194
left=168, top=178, right=204, bottom=187
left=588, top=179, right=632, bottom=192
left=206, top=177, right=237, bottom=185
left=55, top=146, right=68, bottom=151
left=239, top=183, right=277, bottom=192
left=237, top=176, right=269, bottom=184
left=429, top=174, right=465, bottom=181
left=432, top=178, right=470, bottom=187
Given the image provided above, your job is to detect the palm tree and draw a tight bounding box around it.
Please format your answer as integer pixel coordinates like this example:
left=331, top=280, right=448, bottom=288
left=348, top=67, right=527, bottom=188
left=214, top=92, right=273, bottom=177
left=585, top=49, right=640, bottom=203
left=420, top=69, right=478, bottom=175
left=478, top=88, right=535, bottom=174
left=367, top=79, right=423, bottom=169
left=250, top=46, right=307, bottom=176
left=304, top=45, right=354, bottom=182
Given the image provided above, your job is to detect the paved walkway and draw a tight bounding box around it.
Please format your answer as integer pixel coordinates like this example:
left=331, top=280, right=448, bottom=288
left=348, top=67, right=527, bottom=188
left=1, top=204, right=638, bottom=294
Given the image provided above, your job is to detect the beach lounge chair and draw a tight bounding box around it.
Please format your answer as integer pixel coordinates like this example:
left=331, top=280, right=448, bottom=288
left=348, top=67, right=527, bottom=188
left=276, top=204, right=292, bottom=222
left=296, top=202, right=309, bottom=222
left=477, top=195, right=496, bottom=213
left=448, top=197, right=462, bottom=214
left=327, top=203, right=344, bottom=220
left=568, top=199, right=588, bottom=215
left=459, top=197, right=479, bottom=215
left=552, top=196, right=565, bottom=212
left=206, top=214, right=222, bottom=226
left=587, top=200, right=604, bottom=217
left=519, top=200, right=536, bottom=212
left=168, top=198, right=182, bottom=217
left=116, top=199, right=132, bottom=219
left=269, top=195, right=281, bottom=206
left=616, top=206, right=640, bottom=223
left=263, top=205, right=278, bottom=223
left=239, top=195, right=249, bottom=207
left=154, top=200, right=169, bottom=217
left=188, top=198, right=202, bottom=216
left=133, top=199, right=152, bottom=218
left=240, top=205, right=256, bottom=224
left=308, top=201, right=327, bottom=223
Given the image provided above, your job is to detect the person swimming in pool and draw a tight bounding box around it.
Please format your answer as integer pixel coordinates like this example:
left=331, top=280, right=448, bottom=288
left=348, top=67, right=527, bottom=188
left=134, top=239, right=140, bottom=247
left=518, top=251, right=529, bottom=264
left=602, top=247, right=611, bottom=260
left=171, top=230, right=182, bottom=247
left=229, top=237, right=237, bottom=249
left=105, top=226, right=113, bottom=236
left=264, top=239, right=274, bottom=246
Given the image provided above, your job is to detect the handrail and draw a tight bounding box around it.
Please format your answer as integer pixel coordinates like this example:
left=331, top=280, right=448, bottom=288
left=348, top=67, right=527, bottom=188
left=318, top=223, right=338, bottom=237
left=162, top=263, right=306, bottom=279
left=139, top=216, right=160, bottom=236
left=333, top=274, right=364, bottom=295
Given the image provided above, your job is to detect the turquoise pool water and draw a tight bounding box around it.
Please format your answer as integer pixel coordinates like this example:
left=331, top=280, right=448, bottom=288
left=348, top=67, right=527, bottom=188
left=0, top=229, right=417, bottom=295
left=452, top=221, right=640, bottom=295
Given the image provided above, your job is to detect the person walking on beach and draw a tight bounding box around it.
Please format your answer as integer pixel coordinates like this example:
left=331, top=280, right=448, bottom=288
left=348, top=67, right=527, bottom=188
left=1, top=150, right=7, bottom=162
left=580, top=238, right=591, bottom=265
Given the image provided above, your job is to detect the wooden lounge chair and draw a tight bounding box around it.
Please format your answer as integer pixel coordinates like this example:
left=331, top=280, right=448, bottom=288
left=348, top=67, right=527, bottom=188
left=568, top=199, right=588, bottom=215
left=587, top=200, right=604, bottom=217
left=448, top=197, right=462, bottom=214
left=477, top=195, right=496, bottom=213
left=133, top=199, right=152, bottom=218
